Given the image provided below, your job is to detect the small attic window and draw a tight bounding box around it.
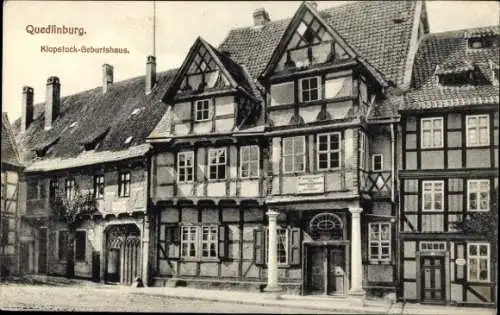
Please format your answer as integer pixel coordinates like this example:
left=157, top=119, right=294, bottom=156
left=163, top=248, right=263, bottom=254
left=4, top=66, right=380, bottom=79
left=468, top=37, right=493, bottom=49
left=124, top=136, right=133, bottom=144
left=69, top=122, right=78, bottom=128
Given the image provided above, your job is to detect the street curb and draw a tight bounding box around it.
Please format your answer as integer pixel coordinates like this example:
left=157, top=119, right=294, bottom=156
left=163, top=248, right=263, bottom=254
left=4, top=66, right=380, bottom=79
left=129, top=290, right=391, bottom=314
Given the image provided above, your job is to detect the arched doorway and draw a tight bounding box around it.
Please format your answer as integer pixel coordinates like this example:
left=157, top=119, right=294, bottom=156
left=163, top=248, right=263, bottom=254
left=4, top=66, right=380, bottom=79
left=304, top=212, right=348, bottom=296
left=105, top=224, right=141, bottom=285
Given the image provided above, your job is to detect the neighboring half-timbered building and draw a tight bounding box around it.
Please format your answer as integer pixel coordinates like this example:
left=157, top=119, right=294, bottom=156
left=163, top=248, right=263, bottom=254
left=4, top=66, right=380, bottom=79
left=399, top=26, right=499, bottom=306
left=148, top=1, right=427, bottom=302
left=1, top=113, right=23, bottom=277
left=13, top=59, right=176, bottom=285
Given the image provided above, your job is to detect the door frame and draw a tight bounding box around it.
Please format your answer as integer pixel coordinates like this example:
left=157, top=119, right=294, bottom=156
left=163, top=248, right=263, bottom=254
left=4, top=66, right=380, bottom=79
left=37, top=227, right=48, bottom=274
left=416, top=251, right=450, bottom=304
left=302, top=240, right=350, bottom=296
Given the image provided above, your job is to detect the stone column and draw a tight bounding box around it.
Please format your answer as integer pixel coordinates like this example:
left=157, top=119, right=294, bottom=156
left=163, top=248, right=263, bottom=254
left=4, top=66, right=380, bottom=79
left=264, top=209, right=281, bottom=292
left=349, top=207, right=365, bottom=303
left=142, top=216, right=150, bottom=287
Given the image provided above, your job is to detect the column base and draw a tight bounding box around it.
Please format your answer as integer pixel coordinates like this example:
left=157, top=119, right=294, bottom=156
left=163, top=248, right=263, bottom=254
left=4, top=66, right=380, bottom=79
left=348, top=289, right=366, bottom=306
left=263, top=285, right=282, bottom=293
left=263, top=285, right=282, bottom=300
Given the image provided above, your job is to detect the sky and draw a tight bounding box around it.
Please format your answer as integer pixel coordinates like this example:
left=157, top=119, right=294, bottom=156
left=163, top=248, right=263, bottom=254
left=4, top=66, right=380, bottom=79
left=2, top=1, right=499, bottom=122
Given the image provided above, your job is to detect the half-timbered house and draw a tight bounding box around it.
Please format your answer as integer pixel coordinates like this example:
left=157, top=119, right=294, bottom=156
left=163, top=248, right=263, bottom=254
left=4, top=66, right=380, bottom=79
left=13, top=58, right=176, bottom=285
left=1, top=113, right=23, bottom=277
left=399, top=26, right=499, bottom=306
left=148, top=1, right=428, bottom=302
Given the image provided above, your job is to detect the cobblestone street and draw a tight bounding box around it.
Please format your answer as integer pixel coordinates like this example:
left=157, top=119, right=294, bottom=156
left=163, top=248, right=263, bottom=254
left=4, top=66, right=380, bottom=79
left=0, top=284, right=337, bottom=313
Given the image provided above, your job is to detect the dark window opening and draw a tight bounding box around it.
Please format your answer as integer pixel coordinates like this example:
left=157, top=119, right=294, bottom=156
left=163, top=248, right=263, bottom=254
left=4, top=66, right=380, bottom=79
left=118, top=171, right=131, bottom=198
left=75, top=231, right=86, bottom=261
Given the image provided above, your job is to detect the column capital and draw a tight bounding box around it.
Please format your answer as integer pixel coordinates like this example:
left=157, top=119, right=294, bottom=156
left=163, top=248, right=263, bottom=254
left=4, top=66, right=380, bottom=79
left=266, top=209, right=280, bottom=218
left=349, top=207, right=363, bottom=215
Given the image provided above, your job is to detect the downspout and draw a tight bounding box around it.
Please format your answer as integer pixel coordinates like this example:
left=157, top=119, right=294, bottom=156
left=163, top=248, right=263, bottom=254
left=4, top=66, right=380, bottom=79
left=390, top=123, right=396, bottom=203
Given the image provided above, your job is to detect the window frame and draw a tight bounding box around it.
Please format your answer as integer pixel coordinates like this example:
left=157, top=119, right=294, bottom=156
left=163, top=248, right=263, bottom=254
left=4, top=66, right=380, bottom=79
left=419, top=241, right=447, bottom=252
left=368, top=222, right=391, bottom=263
left=316, top=132, right=341, bottom=171
left=118, top=171, right=131, bottom=198
left=180, top=225, right=219, bottom=260
left=372, top=154, right=383, bottom=172
left=265, top=227, right=289, bottom=267
left=298, top=76, right=322, bottom=103
left=467, top=179, right=490, bottom=212
left=422, top=180, right=444, bottom=212
left=421, top=117, right=444, bottom=149
left=466, top=115, right=490, bottom=147
left=49, top=179, right=59, bottom=200
left=93, top=175, right=104, bottom=200
left=240, top=145, right=260, bottom=179
left=467, top=243, right=490, bottom=283
left=208, top=148, right=227, bottom=180
left=195, top=99, right=211, bottom=122
left=65, top=178, right=75, bottom=201
left=177, top=151, right=194, bottom=183
left=282, top=136, right=306, bottom=174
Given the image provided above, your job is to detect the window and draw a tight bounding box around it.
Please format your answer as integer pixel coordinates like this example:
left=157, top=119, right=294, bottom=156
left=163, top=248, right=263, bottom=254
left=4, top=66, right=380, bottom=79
left=421, top=117, right=443, bottom=148
left=299, top=77, right=321, bottom=102
left=420, top=241, right=446, bottom=252
left=27, top=180, right=46, bottom=200
left=93, top=175, right=104, bottom=200
left=422, top=181, right=444, bottom=211
left=208, top=148, right=226, bottom=180
left=177, top=151, right=194, bottom=183
left=1, top=220, right=8, bottom=246
left=317, top=133, right=341, bottom=170
left=58, top=230, right=69, bottom=261
left=240, top=145, right=259, bottom=178
left=359, top=131, right=367, bottom=170
left=181, top=226, right=198, bottom=258
left=27, top=180, right=38, bottom=200
left=75, top=230, right=86, bottom=261
left=181, top=225, right=219, bottom=259
left=195, top=99, right=210, bottom=121
left=468, top=243, right=490, bottom=282
left=368, top=223, right=391, bottom=262
left=468, top=180, right=490, bottom=212
left=283, top=136, right=306, bottom=173
left=466, top=115, right=489, bottom=147
left=265, top=228, right=289, bottom=265
left=118, top=172, right=131, bottom=197
left=49, top=179, right=58, bottom=200
left=201, top=226, right=218, bottom=258
left=372, top=154, right=383, bottom=171
left=65, top=179, right=75, bottom=200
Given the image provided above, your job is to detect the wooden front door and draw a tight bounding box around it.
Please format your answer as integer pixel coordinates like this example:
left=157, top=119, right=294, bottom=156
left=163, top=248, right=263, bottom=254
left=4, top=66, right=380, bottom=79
left=107, top=249, right=120, bottom=283
left=20, top=242, right=30, bottom=274
left=306, top=245, right=347, bottom=295
left=327, top=246, right=346, bottom=295
left=421, top=256, right=445, bottom=303
left=37, top=228, right=47, bottom=274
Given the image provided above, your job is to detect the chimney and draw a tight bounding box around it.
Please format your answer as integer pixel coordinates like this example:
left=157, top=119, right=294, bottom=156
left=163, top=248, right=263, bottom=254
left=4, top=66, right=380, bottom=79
left=145, top=55, right=156, bottom=95
left=102, top=64, right=113, bottom=93
left=306, top=1, right=318, bottom=11
left=253, top=8, right=270, bottom=27
left=45, top=76, right=60, bottom=130
left=21, top=86, right=34, bottom=132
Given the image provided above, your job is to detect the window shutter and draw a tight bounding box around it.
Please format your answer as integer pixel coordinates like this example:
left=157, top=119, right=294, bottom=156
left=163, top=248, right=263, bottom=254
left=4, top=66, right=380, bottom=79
left=165, top=226, right=180, bottom=259
left=289, top=228, right=301, bottom=266
left=254, top=228, right=265, bottom=265
left=219, top=225, right=228, bottom=260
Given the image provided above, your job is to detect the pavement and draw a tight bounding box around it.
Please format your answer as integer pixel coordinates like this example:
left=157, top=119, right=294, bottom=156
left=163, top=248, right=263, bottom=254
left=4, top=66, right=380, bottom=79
left=1, top=275, right=497, bottom=315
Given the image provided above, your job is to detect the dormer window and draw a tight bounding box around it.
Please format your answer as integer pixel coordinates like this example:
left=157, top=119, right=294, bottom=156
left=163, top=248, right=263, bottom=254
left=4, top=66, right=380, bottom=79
left=435, top=63, right=489, bottom=87
left=468, top=37, right=494, bottom=49
left=124, top=136, right=133, bottom=144
left=80, top=127, right=109, bottom=151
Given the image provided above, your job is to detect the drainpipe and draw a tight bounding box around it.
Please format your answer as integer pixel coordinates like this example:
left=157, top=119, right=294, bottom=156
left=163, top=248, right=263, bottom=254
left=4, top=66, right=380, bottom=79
left=390, top=123, right=396, bottom=203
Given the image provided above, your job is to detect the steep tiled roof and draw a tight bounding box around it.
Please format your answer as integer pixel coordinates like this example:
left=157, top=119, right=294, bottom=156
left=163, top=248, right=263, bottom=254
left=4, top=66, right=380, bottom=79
left=219, top=1, right=418, bottom=87
left=405, top=26, right=500, bottom=110
left=2, top=113, right=22, bottom=167
left=14, top=69, right=177, bottom=166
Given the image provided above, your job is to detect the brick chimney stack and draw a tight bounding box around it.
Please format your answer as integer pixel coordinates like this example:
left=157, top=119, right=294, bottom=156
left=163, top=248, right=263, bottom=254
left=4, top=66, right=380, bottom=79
left=253, top=8, right=271, bottom=27
left=45, top=76, right=60, bottom=130
left=102, top=64, right=114, bottom=93
left=145, top=55, right=156, bottom=95
left=21, top=86, right=34, bottom=132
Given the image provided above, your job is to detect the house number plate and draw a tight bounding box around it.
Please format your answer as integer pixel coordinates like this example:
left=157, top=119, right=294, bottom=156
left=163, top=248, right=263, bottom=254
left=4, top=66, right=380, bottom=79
left=455, top=258, right=466, bottom=266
